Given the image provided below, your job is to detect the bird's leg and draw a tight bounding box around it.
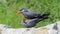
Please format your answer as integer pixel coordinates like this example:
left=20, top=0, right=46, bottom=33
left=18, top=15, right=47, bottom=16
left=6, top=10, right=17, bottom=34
left=21, top=18, right=29, bottom=23
left=25, top=18, right=29, bottom=22
left=26, top=18, right=29, bottom=20
left=21, top=18, right=25, bottom=23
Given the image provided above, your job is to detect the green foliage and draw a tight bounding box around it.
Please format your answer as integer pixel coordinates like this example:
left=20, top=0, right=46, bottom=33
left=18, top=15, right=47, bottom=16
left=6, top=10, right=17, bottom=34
left=0, top=0, right=59, bottom=28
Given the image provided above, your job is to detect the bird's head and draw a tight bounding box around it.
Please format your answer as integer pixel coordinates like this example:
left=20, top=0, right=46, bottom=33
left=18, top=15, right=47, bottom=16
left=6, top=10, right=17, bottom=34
left=16, top=8, right=28, bottom=15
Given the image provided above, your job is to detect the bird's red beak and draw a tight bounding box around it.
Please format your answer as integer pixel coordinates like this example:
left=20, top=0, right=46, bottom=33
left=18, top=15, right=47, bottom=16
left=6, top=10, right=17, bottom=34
left=16, top=11, right=22, bottom=15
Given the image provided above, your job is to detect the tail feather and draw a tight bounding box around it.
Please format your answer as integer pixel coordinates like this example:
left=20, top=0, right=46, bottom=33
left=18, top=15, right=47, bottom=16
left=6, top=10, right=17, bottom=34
left=38, top=13, right=50, bottom=19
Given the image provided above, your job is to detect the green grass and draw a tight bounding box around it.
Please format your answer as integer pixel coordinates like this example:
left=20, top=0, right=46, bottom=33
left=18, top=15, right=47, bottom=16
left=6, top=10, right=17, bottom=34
left=0, top=0, right=59, bottom=28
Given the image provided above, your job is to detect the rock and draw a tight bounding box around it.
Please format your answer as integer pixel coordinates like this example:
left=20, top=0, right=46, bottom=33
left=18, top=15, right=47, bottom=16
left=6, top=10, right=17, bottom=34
left=0, top=21, right=60, bottom=34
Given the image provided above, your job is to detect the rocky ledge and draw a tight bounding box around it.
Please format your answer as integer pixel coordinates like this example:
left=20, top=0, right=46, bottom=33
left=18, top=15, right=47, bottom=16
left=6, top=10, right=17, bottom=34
left=0, top=21, right=60, bottom=34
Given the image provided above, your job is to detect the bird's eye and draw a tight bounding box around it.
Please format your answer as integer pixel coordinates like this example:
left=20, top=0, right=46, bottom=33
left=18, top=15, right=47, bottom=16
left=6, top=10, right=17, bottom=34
left=20, top=8, right=28, bottom=12
left=23, top=10, right=28, bottom=12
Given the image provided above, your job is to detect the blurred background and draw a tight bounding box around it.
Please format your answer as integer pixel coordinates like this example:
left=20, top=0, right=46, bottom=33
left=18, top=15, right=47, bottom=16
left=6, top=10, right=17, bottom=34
left=0, top=0, right=59, bottom=28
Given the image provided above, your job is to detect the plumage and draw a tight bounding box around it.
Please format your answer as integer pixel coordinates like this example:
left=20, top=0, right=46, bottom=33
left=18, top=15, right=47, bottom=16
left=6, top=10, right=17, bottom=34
left=21, top=15, right=49, bottom=28
left=17, top=8, right=50, bottom=19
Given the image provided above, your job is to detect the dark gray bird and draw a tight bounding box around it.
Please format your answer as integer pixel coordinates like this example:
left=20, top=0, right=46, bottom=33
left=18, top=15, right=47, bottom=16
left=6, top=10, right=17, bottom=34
left=21, top=15, right=49, bottom=28
left=16, top=8, right=50, bottom=19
